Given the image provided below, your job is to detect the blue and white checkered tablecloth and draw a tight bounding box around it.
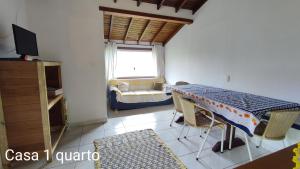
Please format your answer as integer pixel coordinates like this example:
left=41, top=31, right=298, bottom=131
left=172, top=84, right=300, bottom=136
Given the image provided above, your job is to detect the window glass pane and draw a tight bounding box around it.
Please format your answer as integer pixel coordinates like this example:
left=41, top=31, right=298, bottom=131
left=115, top=49, right=157, bottom=78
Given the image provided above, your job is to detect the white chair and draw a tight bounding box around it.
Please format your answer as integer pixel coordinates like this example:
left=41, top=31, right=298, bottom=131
left=227, top=111, right=300, bottom=162
left=255, top=111, right=300, bottom=148
left=177, top=97, right=227, bottom=160
left=175, top=81, right=190, bottom=85
left=170, top=81, right=190, bottom=126
left=170, top=91, right=184, bottom=127
left=228, top=125, right=253, bottom=161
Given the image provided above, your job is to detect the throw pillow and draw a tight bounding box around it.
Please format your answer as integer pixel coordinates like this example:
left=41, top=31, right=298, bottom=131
left=153, top=82, right=164, bottom=91
left=117, top=82, right=129, bottom=92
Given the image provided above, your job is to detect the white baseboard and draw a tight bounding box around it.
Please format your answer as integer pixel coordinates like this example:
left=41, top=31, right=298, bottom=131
left=69, top=118, right=108, bottom=127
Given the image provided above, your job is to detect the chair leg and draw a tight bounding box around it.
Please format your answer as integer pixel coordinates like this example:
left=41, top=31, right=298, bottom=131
left=200, top=128, right=203, bottom=138
left=184, top=127, right=190, bottom=139
left=256, top=137, right=263, bottom=148
left=170, top=111, right=177, bottom=127
left=177, top=124, right=186, bottom=140
left=229, top=125, right=233, bottom=150
left=196, top=127, right=211, bottom=160
left=244, top=133, right=253, bottom=161
left=283, top=139, right=287, bottom=148
left=221, top=125, right=226, bottom=153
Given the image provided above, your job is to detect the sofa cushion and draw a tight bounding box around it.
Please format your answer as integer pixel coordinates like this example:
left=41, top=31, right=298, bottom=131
left=116, top=90, right=172, bottom=103
left=130, top=84, right=151, bottom=91
left=109, top=78, right=165, bottom=91
left=117, top=82, right=129, bottom=92
left=122, top=90, right=164, bottom=96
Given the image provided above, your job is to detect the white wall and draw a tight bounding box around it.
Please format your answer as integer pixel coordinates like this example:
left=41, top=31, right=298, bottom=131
left=165, top=0, right=300, bottom=104
left=0, top=0, right=28, bottom=58
left=25, top=0, right=107, bottom=124
left=0, top=0, right=27, bottom=166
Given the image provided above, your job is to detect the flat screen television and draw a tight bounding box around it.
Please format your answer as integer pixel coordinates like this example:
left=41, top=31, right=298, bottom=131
left=12, top=24, right=39, bottom=59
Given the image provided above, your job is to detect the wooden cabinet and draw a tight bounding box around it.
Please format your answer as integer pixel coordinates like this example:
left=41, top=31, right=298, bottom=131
left=0, top=61, right=67, bottom=168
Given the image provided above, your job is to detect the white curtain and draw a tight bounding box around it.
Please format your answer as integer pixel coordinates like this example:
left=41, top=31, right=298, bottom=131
left=105, top=42, right=118, bottom=83
left=152, top=44, right=165, bottom=78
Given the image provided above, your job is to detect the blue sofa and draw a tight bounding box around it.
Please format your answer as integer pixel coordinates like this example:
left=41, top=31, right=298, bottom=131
left=108, top=78, right=173, bottom=110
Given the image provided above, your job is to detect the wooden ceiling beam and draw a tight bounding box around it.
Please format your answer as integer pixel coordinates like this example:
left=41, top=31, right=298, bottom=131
left=108, top=15, right=114, bottom=40
left=163, top=24, right=184, bottom=46
left=151, top=22, right=167, bottom=44
left=138, top=20, right=151, bottom=42
left=175, top=0, right=189, bottom=13
left=192, top=0, right=207, bottom=15
left=137, top=0, right=141, bottom=7
left=157, top=0, right=167, bottom=10
left=99, top=6, right=193, bottom=25
left=124, top=18, right=133, bottom=41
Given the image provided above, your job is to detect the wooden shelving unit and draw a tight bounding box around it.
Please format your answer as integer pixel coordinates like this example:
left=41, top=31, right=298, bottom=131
left=50, top=125, right=66, bottom=152
left=0, top=61, right=67, bottom=168
left=48, top=94, right=64, bottom=110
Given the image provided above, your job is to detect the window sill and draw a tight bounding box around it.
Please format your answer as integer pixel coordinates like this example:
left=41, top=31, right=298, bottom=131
left=116, top=76, right=158, bottom=80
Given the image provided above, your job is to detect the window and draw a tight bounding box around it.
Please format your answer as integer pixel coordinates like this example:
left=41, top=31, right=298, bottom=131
left=115, top=48, right=157, bottom=78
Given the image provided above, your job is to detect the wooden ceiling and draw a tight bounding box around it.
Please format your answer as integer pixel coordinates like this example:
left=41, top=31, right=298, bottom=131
left=100, top=7, right=193, bottom=46
left=100, top=0, right=208, bottom=45
left=133, top=0, right=207, bottom=14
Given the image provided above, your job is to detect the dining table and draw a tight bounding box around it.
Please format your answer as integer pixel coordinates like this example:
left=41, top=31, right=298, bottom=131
left=170, top=84, right=300, bottom=152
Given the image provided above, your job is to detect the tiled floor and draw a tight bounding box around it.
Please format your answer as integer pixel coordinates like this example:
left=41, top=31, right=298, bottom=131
left=12, top=105, right=300, bottom=169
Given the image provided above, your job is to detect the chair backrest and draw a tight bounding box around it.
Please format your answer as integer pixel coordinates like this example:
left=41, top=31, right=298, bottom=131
left=264, top=111, right=300, bottom=140
left=179, top=97, right=197, bottom=126
left=172, top=91, right=183, bottom=113
left=175, top=81, right=190, bottom=85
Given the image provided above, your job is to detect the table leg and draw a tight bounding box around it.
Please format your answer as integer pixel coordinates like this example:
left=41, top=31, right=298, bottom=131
left=212, top=123, right=245, bottom=152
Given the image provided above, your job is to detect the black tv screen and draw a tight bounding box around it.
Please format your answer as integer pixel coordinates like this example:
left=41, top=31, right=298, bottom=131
left=12, top=24, right=39, bottom=57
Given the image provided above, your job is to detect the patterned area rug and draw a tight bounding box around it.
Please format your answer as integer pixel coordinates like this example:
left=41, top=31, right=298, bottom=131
left=94, top=129, right=187, bottom=169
